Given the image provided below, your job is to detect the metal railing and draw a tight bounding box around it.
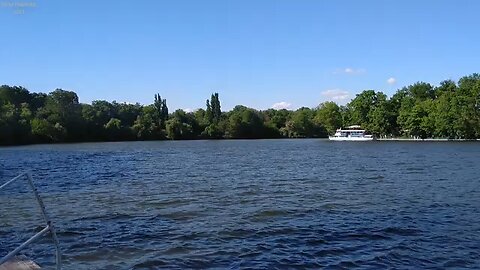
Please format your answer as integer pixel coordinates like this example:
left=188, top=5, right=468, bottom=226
left=0, top=172, right=61, bottom=269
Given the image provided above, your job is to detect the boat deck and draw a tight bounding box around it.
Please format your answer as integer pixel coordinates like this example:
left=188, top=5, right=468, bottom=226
left=0, top=256, right=40, bottom=270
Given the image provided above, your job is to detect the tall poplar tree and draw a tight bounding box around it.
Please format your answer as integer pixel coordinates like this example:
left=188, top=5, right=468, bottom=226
left=205, top=99, right=213, bottom=124
left=154, top=93, right=168, bottom=128
left=210, top=92, right=221, bottom=122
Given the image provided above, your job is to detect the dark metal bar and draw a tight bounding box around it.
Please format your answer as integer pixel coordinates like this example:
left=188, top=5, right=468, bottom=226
left=0, top=172, right=62, bottom=269
left=26, top=172, right=62, bottom=270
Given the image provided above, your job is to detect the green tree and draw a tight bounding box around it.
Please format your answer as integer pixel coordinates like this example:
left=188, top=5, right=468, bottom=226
left=104, top=118, right=128, bottom=140
left=263, top=109, right=291, bottom=130
left=348, top=90, right=374, bottom=126
left=399, top=100, right=434, bottom=139
left=37, top=89, right=84, bottom=141
left=193, top=108, right=208, bottom=130
left=389, top=88, right=409, bottom=136
left=171, top=109, right=198, bottom=138
left=407, top=82, right=435, bottom=101
left=165, top=117, right=193, bottom=139
left=455, top=74, right=480, bottom=138
left=114, top=102, right=142, bottom=127
left=226, top=106, right=265, bottom=138
left=205, top=99, right=213, bottom=124
left=314, top=102, right=342, bottom=135
left=432, top=81, right=457, bottom=138
left=210, top=93, right=221, bottom=122
left=31, top=118, right=56, bottom=142
left=202, top=123, right=224, bottom=138
left=2, top=74, right=480, bottom=145
left=0, top=103, right=16, bottom=144
left=30, top=92, right=47, bottom=112
left=366, top=93, right=393, bottom=136
left=0, top=85, right=31, bottom=106
left=133, top=105, right=163, bottom=139
left=154, top=94, right=169, bottom=128
left=282, top=107, right=323, bottom=137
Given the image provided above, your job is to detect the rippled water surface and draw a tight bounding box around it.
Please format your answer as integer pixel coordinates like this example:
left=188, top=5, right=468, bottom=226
left=1, top=140, right=480, bottom=269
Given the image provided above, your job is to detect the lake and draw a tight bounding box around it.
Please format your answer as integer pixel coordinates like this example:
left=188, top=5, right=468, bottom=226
left=1, top=140, right=480, bottom=269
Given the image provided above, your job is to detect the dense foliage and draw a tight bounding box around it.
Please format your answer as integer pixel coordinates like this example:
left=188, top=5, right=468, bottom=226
left=1, top=74, right=479, bottom=145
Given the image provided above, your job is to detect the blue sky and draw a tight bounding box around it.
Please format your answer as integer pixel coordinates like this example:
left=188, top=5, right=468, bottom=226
left=1, top=0, right=479, bottom=111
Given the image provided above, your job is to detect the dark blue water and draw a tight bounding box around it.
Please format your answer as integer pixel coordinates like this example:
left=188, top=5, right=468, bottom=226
left=1, top=140, right=480, bottom=269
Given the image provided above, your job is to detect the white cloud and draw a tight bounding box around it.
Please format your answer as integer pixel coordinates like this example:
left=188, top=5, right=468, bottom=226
left=334, top=67, right=366, bottom=75
left=321, top=89, right=350, bottom=101
left=387, top=77, right=397, bottom=85
left=183, top=108, right=194, bottom=113
left=271, top=101, right=291, bottom=110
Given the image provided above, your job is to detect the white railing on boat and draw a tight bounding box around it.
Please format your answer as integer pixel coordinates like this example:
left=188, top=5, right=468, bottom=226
left=0, top=172, right=61, bottom=269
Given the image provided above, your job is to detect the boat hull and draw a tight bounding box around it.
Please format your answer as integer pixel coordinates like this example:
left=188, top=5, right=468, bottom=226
left=328, top=136, right=374, bottom=141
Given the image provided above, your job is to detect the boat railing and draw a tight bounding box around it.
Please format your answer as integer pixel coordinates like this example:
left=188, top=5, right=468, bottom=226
left=0, top=172, right=61, bottom=269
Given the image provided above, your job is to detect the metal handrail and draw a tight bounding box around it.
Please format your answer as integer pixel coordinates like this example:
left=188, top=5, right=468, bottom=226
left=0, top=172, right=62, bottom=269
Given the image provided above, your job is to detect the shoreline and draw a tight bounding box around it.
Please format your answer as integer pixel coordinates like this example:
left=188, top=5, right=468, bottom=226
left=1, top=137, right=480, bottom=148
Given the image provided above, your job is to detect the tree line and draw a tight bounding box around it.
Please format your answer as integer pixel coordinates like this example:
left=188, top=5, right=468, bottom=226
left=0, top=73, right=479, bottom=145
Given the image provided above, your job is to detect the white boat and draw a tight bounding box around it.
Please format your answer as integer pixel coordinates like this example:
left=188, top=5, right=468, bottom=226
left=328, top=125, right=374, bottom=141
